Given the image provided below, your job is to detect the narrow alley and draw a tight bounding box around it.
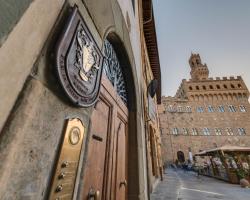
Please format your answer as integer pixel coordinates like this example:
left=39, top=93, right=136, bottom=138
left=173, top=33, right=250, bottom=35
left=151, top=168, right=250, bottom=200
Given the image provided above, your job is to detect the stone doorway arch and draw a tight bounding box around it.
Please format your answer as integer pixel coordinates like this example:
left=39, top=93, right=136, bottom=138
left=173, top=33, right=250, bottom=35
left=81, top=32, right=140, bottom=200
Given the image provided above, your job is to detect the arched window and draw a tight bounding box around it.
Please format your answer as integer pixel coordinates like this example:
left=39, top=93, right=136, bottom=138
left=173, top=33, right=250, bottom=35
left=223, top=84, right=227, bottom=89
left=172, top=127, right=178, bottom=135
left=216, top=85, right=220, bottom=89
left=177, top=106, right=182, bottom=112
left=197, top=106, right=204, bottom=113
left=231, top=84, right=235, bottom=89
left=238, top=128, right=246, bottom=135
left=208, top=105, right=215, bottom=112
left=189, top=86, right=193, bottom=90
left=218, top=105, right=225, bottom=112
left=186, top=106, right=192, bottom=112
left=103, top=40, right=128, bottom=105
left=239, top=105, right=246, bottom=112
left=183, top=128, right=189, bottom=135
left=228, top=105, right=236, bottom=112
left=209, top=85, right=213, bottom=89
left=214, top=128, right=222, bottom=136
left=226, top=128, right=234, bottom=135
left=203, top=128, right=210, bottom=135
left=191, top=128, right=198, bottom=135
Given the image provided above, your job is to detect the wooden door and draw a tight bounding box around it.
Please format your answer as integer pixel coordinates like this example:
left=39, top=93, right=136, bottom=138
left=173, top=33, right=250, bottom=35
left=82, top=75, right=128, bottom=200
left=82, top=92, right=111, bottom=200
left=114, top=116, right=127, bottom=200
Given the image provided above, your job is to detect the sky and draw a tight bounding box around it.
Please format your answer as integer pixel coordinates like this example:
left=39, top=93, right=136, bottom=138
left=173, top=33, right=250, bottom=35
left=153, top=0, right=250, bottom=97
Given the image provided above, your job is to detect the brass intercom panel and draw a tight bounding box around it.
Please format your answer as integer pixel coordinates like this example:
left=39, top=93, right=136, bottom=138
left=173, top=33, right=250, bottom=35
left=49, top=118, right=85, bottom=200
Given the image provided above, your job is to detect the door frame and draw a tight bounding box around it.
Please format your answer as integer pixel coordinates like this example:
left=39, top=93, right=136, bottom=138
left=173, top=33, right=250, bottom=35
left=104, top=32, right=140, bottom=199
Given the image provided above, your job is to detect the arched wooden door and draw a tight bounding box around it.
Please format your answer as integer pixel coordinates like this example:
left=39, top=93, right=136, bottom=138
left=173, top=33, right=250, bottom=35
left=82, top=40, right=128, bottom=200
left=177, top=151, right=185, bottom=163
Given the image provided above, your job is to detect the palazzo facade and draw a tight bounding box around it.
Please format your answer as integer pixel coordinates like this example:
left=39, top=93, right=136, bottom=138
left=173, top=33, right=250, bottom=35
left=0, top=0, right=162, bottom=199
left=158, top=54, right=250, bottom=165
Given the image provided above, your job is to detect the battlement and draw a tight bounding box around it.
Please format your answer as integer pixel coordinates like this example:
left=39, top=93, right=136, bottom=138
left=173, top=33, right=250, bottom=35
left=173, top=75, right=249, bottom=101
left=161, top=96, right=188, bottom=103
left=186, top=76, right=242, bottom=83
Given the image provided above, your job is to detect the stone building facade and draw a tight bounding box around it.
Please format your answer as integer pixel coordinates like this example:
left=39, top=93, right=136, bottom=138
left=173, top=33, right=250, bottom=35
left=158, top=54, right=250, bottom=165
left=0, top=0, right=162, bottom=199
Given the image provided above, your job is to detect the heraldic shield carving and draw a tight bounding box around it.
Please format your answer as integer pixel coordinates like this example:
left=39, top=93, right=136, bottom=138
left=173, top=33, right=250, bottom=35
left=55, top=5, right=103, bottom=107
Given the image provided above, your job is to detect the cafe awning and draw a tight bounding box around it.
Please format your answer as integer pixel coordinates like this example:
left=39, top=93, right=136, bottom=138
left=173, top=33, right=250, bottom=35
left=195, top=145, right=250, bottom=156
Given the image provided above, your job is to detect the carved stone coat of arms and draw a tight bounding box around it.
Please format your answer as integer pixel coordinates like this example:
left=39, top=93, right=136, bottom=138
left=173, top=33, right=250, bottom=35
left=55, top=6, right=103, bottom=107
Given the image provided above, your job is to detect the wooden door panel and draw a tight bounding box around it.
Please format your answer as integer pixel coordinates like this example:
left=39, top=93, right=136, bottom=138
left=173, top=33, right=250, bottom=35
left=115, top=115, right=127, bottom=200
left=82, top=75, right=128, bottom=200
left=82, top=97, right=111, bottom=200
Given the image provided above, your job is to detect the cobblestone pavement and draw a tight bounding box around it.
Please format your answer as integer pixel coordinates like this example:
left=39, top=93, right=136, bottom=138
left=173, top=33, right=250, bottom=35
left=150, top=168, right=250, bottom=200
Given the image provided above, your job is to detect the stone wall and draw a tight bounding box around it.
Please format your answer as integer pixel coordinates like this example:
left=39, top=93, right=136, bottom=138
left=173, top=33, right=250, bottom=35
left=0, top=0, right=150, bottom=199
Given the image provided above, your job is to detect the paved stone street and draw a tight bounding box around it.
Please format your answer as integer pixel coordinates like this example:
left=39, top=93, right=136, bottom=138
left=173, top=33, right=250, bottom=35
left=151, top=168, right=250, bottom=200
